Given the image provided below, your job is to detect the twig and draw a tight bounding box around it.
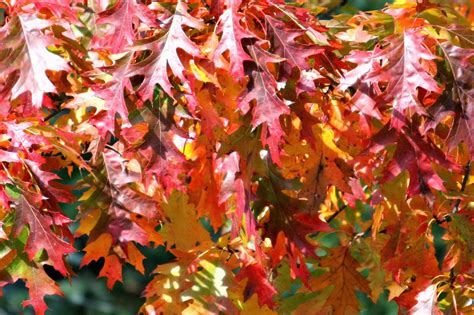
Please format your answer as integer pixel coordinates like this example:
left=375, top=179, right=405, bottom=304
left=327, top=204, right=347, bottom=223
left=311, top=204, right=347, bottom=239
left=434, top=160, right=471, bottom=224
left=453, top=160, right=471, bottom=214
left=435, top=160, right=471, bottom=224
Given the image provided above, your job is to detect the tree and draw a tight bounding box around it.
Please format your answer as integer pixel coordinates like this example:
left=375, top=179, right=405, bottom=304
left=0, top=0, right=472, bottom=314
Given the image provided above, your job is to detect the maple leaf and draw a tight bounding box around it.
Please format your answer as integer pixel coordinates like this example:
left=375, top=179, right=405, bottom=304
left=268, top=209, right=324, bottom=262
left=215, top=152, right=241, bottom=205
left=142, top=262, right=191, bottom=314
left=99, top=255, right=123, bottom=289
left=0, top=14, right=69, bottom=106
left=26, top=124, right=92, bottom=174
left=77, top=149, right=163, bottom=283
left=371, top=30, right=442, bottom=118
left=350, top=237, right=389, bottom=301
left=443, top=211, right=474, bottom=273
left=336, top=25, right=376, bottom=43
left=188, top=149, right=237, bottom=230
left=209, top=149, right=257, bottom=240
left=283, top=123, right=352, bottom=211
left=0, top=72, right=16, bottom=114
left=100, top=149, right=161, bottom=244
left=381, top=216, right=441, bottom=310
left=80, top=233, right=113, bottom=267
left=77, top=148, right=162, bottom=273
left=130, top=0, right=204, bottom=111
left=1, top=1, right=473, bottom=314
left=126, top=107, right=187, bottom=192
left=338, top=50, right=381, bottom=119
left=188, top=154, right=225, bottom=230
left=126, top=242, right=146, bottom=274
left=142, top=258, right=236, bottom=314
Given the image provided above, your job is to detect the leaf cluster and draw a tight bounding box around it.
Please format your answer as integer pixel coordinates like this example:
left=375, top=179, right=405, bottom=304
left=0, top=0, right=473, bottom=314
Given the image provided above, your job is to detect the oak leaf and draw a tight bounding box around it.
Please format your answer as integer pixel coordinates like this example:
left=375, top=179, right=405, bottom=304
left=295, top=247, right=370, bottom=315
left=214, top=0, right=254, bottom=77
left=238, top=68, right=289, bottom=165
left=340, top=30, right=441, bottom=128
left=0, top=14, right=69, bottom=106
left=130, top=0, right=204, bottom=110
left=161, top=190, right=210, bottom=252
left=12, top=192, right=75, bottom=276
left=5, top=257, right=63, bottom=315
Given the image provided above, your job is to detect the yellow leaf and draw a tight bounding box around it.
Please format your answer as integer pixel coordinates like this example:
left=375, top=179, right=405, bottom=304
left=387, top=282, right=407, bottom=300
left=78, top=186, right=97, bottom=201
left=161, top=191, right=211, bottom=252
left=127, top=242, right=146, bottom=274
left=190, top=60, right=219, bottom=86
left=81, top=233, right=112, bottom=266
left=76, top=207, right=102, bottom=236
left=240, top=295, right=277, bottom=315
left=296, top=247, right=370, bottom=315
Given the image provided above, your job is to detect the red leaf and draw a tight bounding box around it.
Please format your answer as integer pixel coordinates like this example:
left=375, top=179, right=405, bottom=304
left=130, top=1, right=204, bottom=110
left=1, top=15, right=69, bottom=106
left=21, top=263, right=63, bottom=315
left=12, top=192, right=75, bottom=276
left=101, top=149, right=161, bottom=245
left=370, top=127, right=457, bottom=196
left=293, top=212, right=332, bottom=232
left=126, top=107, right=187, bottom=192
left=92, top=53, right=133, bottom=135
left=341, top=30, right=441, bottom=128
left=238, top=68, right=289, bottom=165
left=99, top=255, right=123, bottom=289
left=93, top=0, right=138, bottom=53
left=266, top=15, right=324, bottom=72
left=236, top=262, right=277, bottom=308
left=214, top=0, right=254, bottom=77
left=428, top=43, right=474, bottom=155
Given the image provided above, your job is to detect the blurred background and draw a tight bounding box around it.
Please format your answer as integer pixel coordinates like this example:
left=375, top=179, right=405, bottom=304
left=0, top=0, right=398, bottom=314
